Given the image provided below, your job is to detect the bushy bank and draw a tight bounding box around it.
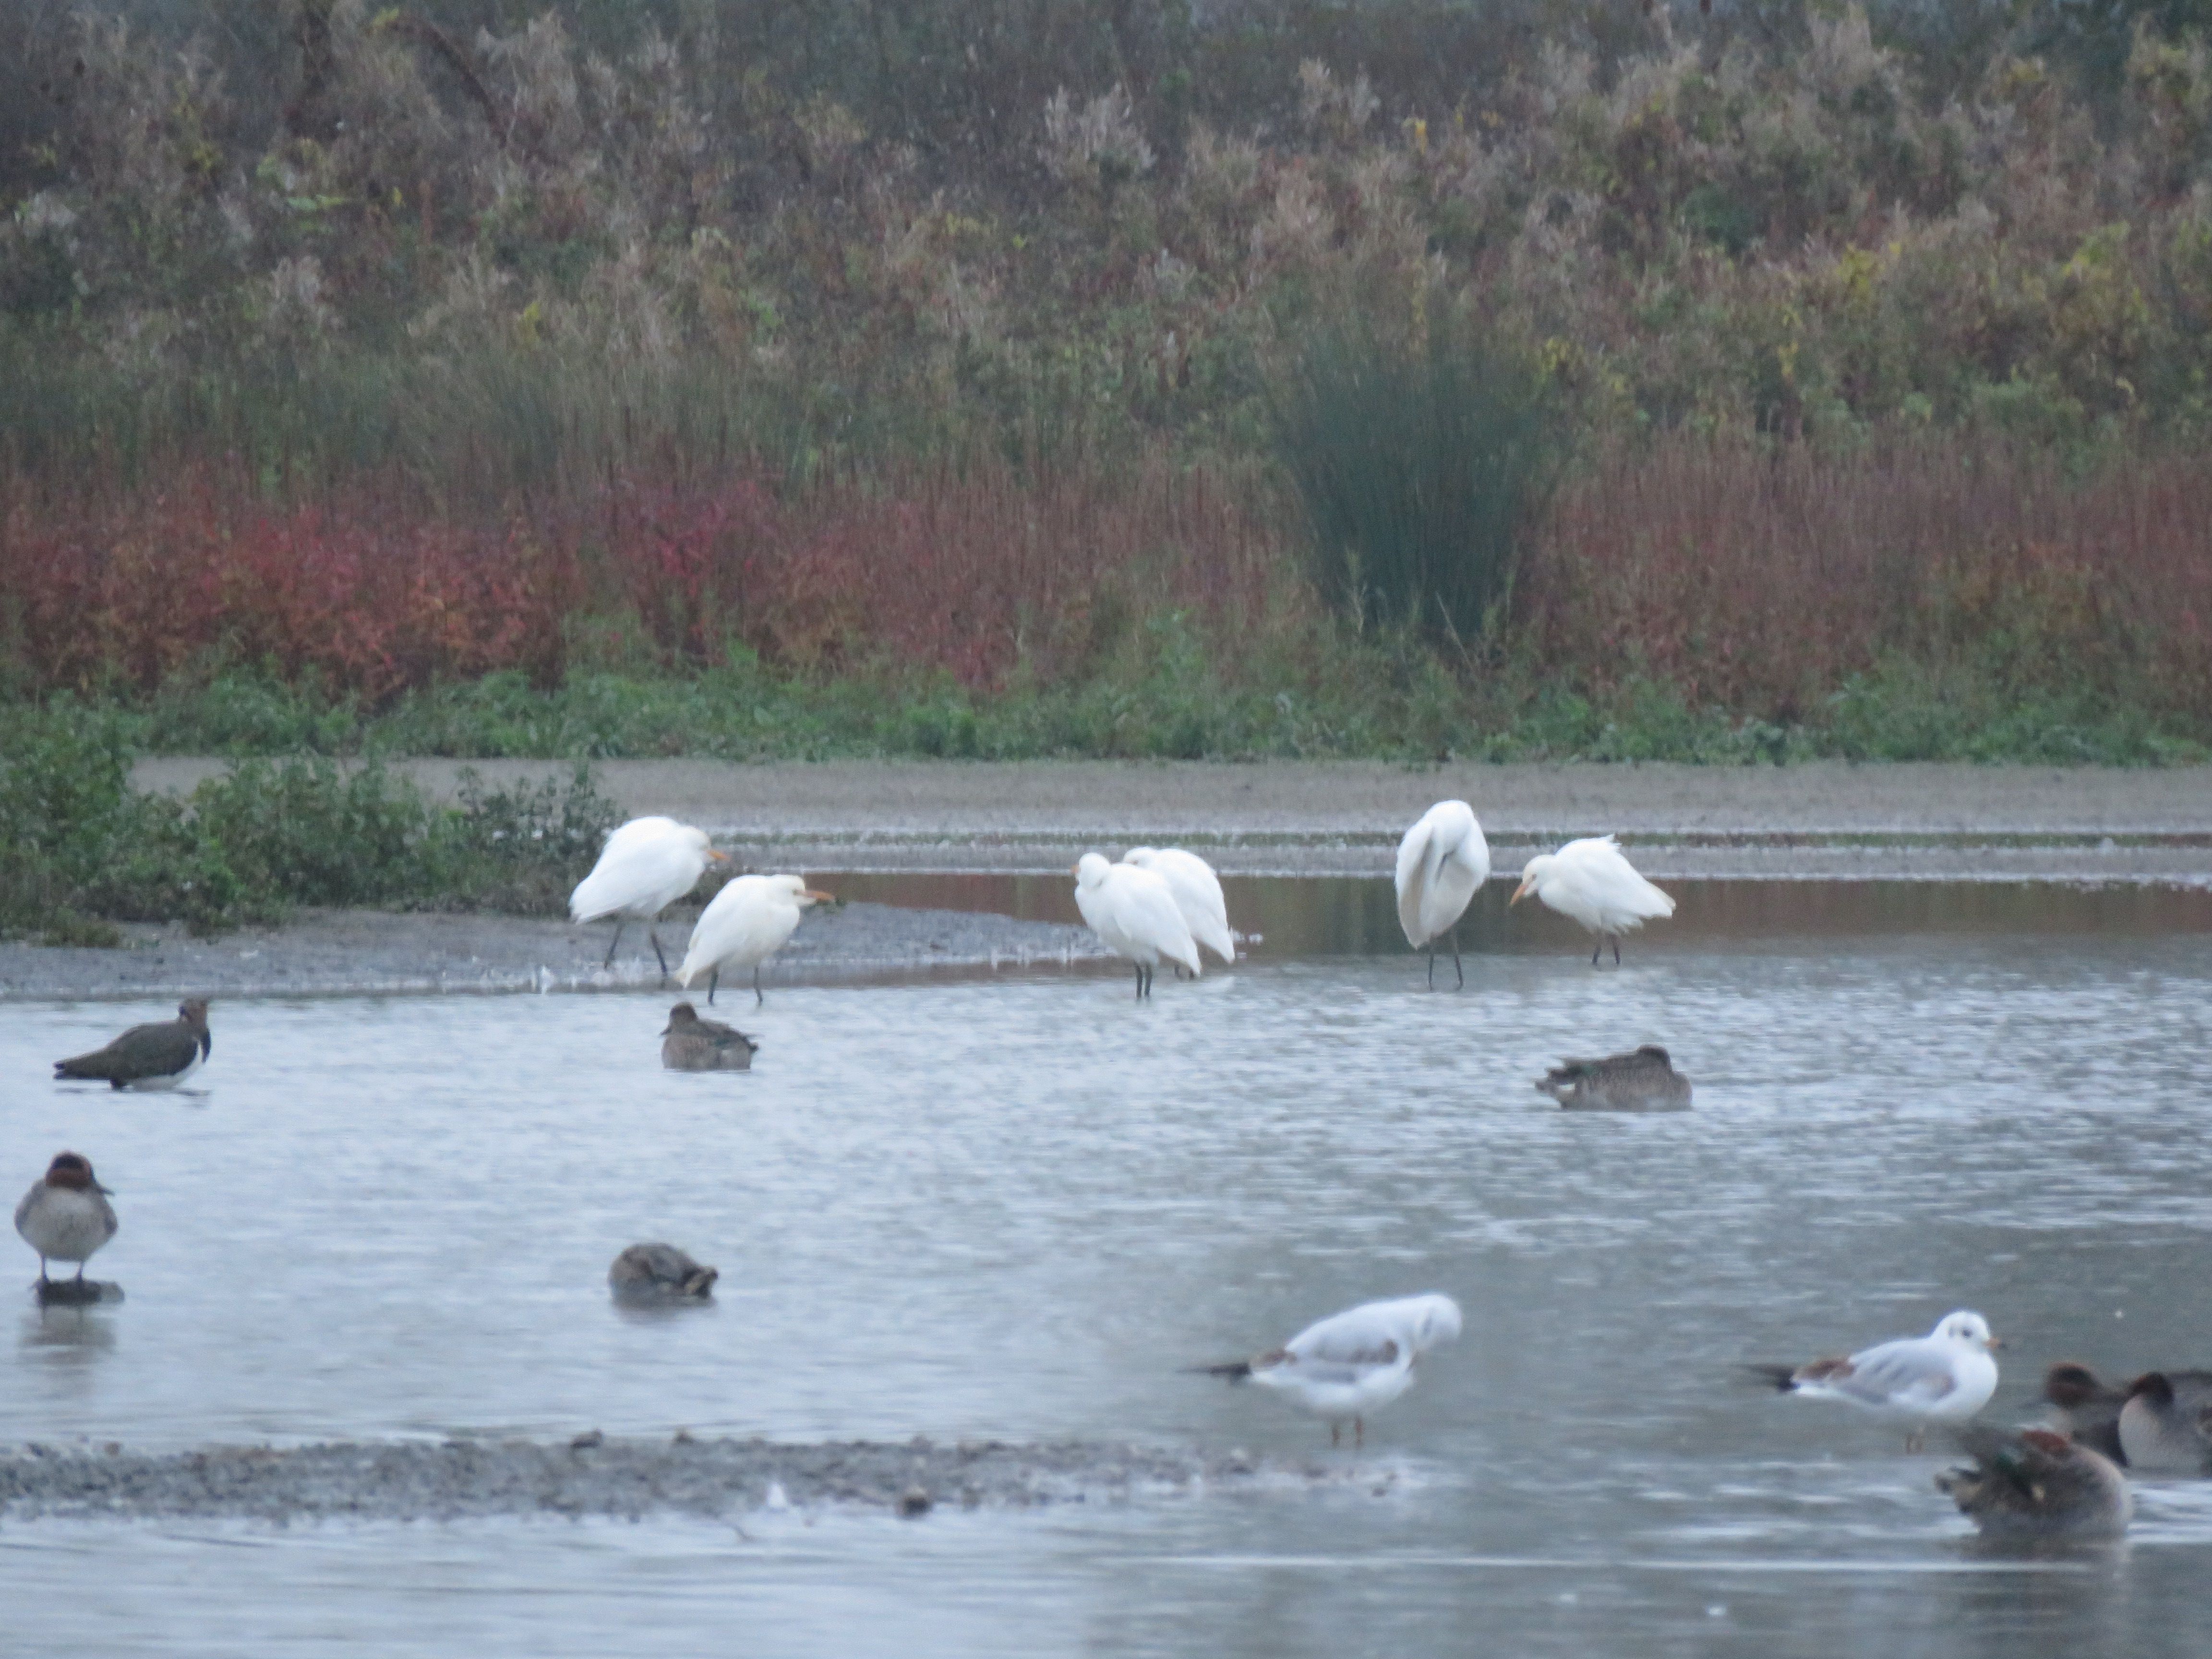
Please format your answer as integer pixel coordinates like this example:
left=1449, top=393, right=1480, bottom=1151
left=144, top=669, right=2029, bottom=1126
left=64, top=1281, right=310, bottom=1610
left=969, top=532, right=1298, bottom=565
left=0, top=704, right=618, bottom=942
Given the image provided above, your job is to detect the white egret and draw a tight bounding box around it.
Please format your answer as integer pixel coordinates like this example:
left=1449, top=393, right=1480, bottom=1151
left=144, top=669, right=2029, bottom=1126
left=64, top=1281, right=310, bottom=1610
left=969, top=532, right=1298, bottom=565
left=1122, top=846, right=1234, bottom=967
left=52, top=998, right=210, bottom=1090
left=1395, top=800, right=1491, bottom=988
left=1193, top=1293, right=1463, bottom=1448
left=14, top=1153, right=118, bottom=1287
left=1072, top=852, right=1199, bottom=999
left=676, top=873, right=833, bottom=1005
left=1752, top=1310, right=2001, bottom=1451
left=570, top=816, right=729, bottom=979
left=1509, top=834, right=1674, bottom=965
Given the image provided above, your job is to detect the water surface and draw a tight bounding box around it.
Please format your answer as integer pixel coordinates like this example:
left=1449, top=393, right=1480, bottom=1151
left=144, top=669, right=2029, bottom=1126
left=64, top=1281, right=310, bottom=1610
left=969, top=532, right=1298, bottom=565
left=3, top=880, right=2210, bottom=1656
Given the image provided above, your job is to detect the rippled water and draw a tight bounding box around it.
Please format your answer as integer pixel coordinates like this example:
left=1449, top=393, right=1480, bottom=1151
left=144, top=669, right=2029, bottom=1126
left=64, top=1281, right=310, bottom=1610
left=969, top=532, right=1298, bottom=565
left=4, top=879, right=2212, bottom=1657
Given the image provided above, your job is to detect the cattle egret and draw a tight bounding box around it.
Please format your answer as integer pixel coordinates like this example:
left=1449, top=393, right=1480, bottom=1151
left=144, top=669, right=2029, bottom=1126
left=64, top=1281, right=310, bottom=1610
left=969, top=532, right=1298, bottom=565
left=1073, top=853, right=1200, bottom=999
left=1510, top=835, right=1674, bottom=965
left=676, top=873, right=833, bottom=1005
left=571, top=817, right=728, bottom=979
left=1122, top=846, right=1234, bottom=966
left=1395, top=800, right=1490, bottom=988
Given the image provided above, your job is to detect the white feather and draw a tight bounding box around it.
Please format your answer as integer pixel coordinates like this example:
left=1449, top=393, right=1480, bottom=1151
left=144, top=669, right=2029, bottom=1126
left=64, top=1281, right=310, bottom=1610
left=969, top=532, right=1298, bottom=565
left=1122, top=847, right=1234, bottom=964
left=570, top=817, right=718, bottom=925
left=1394, top=800, right=1491, bottom=949
left=1073, top=854, right=1201, bottom=977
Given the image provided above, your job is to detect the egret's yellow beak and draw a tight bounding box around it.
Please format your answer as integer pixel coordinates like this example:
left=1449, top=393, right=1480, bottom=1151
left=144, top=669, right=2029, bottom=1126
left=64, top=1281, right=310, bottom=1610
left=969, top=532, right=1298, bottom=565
left=707, top=849, right=731, bottom=864
left=1509, top=877, right=1534, bottom=906
left=803, top=888, right=836, bottom=905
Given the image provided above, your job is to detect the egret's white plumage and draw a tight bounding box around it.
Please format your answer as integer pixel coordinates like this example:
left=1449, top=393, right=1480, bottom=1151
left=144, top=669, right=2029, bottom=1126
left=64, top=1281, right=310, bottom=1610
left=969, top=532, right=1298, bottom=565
left=1756, top=1310, right=2001, bottom=1451
left=1510, top=834, right=1674, bottom=965
left=570, top=816, right=726, bottom=977
left=1198, top=1293, right=1464, bottom=1447
left=676, top=873, right=832, bottom=1005
left=1122, top=847, right=1234, bottom=966
left=1073, top=853, right=1200, bottom=999
left=1395, top=800, right=1490, bottom=988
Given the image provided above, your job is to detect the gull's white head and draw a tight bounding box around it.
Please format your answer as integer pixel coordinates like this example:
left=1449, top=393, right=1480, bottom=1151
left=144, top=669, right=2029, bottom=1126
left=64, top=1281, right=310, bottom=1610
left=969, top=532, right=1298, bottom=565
left=1403, top=1293, right=1465, bottom=1351
left=1933, top=1310, right=1999, bottom=1349
left=1075, top=853, right=1114, bottom=889
left=1510, top=854, right=1553, bottom=907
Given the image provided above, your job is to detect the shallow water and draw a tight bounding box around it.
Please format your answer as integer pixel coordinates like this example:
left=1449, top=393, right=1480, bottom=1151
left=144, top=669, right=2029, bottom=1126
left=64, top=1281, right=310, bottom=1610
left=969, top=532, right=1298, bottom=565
left=4, top=880, right=2212, bottom=1656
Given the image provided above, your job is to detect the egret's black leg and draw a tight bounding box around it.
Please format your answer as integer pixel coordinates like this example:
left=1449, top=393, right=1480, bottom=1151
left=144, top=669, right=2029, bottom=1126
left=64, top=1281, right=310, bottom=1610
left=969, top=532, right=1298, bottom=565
left=602, top=919, right=624, bottom=969
left=754, top=964, right=765, bottom=1006
left=707, top=967, right=719, bottom=1005
left=1591, top=938, right=1602, bottom=966
left=1611, top=936, right=1621, bottom=966
left=649, top=927, right=669, bottom=982
left=1426, top=949, right=1437, bottom=990
left=1450, top=923, right=1464, bottom=990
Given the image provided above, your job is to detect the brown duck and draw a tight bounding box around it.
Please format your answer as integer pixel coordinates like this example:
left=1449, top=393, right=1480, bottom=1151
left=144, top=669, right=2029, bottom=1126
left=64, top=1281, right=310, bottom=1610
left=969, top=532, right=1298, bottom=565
left=1536, top=1045, right=1692, bottom=1110
left=2042, top=1361, right=2129, bottom=1463
left=661, top=1001, right=757, bottom=1071
left=1937, top=1426, right=2131, bottom=1540
left=14, top=1153, right=119, bottom=1285
left=609, top=1242, right=718, bottom=1303
left=54, top=998, right=211, bottom=1090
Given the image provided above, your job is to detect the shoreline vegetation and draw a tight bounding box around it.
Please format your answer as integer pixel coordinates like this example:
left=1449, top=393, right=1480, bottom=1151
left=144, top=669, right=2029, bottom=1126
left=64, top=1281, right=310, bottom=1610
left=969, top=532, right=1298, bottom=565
left=3, top=1, right=2210, bottom=935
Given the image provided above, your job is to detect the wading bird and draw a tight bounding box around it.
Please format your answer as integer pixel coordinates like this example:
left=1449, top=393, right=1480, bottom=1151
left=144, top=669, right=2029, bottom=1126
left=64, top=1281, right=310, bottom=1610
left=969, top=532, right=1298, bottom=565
left=1510, top=835, right=1674, bottom=965
left=2118, top=1370, right=2212, bottom=1474
left=1072, top=853, right=1200, bottom=999
left=53, top=998, right=211, bottom=1091
left=660, top=1001, right=757, bottom=1071
left=1936, top=1427, right=2131, bottom=1540
left=1122, top=847, right=1235, bottom=968
left=677, top=873, right=832, bottom=1006
left=1395, top=800, right=1490, bottom=989
left=14, top=1153, right=119, bottom=1287
left=570, top=817, right=729, bottom=980
left=1192, top=1293, right=1463, bottom=1448
left=1751, top=1310, right=2001, bottom=1452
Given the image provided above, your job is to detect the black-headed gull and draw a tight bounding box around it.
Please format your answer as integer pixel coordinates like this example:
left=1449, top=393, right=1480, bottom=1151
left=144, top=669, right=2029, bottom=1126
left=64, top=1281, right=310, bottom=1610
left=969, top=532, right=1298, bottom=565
left=1194, top=1293, right=1463, bottom=1447
left=1753, top=1309, right=2000, bottom=1451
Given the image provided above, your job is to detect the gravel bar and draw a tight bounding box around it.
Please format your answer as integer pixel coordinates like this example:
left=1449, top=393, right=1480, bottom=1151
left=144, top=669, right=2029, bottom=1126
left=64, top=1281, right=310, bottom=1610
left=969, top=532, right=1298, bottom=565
left=0, top=1435, right=1292, bottom=1525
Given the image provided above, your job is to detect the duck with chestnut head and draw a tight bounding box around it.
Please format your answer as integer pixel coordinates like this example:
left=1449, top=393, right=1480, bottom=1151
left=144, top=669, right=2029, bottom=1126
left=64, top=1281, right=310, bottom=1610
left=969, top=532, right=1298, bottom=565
left=14, top=1153, right=118, bottom=1286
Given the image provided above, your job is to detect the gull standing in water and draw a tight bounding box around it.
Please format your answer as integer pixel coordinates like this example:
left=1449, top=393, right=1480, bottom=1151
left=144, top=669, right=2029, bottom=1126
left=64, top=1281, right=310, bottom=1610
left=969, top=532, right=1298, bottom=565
left=1073, top=854, right=1200, bottom=999
left=678, top=874, right=834, bottom=1006
left=1395, top=800, right=1490, bottom=989
left=1121, top=848, right=1235, bottom=968
left=1193, top=1293, right=1463, bottom=1447
left=1510, top=835, right=1674, bottom=965
left=1751, top=1310, right=2001, bottom=1451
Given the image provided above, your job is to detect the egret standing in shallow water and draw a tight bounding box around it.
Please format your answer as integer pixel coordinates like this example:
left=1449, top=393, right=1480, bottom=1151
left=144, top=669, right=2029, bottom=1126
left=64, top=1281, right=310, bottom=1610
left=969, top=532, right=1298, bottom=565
left=1510, top=835, right=1674, bottom=965
left=677, top=874, right=833, bottom=1005
left=1122, top=847, right=1235, bottom=968
left=1395, top=800, right=1490, bottom=988
left=1073, top=853, right=1199, bottom=999
left=570, top=817, right=728, bottom=980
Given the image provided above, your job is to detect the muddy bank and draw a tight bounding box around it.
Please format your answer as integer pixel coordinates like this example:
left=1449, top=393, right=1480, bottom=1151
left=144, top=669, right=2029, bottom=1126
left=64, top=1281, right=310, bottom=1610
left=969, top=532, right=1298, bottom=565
left=0, top=901, right=1104, bottom=1003
left=0, top=1434, right=1303, bottom=1525
left=132, top=757, right=2212, bottom=879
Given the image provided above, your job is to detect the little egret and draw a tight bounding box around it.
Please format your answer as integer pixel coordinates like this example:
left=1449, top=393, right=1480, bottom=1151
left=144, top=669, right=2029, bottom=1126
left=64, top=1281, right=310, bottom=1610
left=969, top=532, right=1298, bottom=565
left=1395, top=800, right=1490, bottom=988
left=676, top=873, right=832, bottom=1005
left=1192, top=1293, right=1463, bottom=1448
left=1751, top=1310, right=2001, bottom=1452
left=1509, top=834, right=1674, bottom=965
left=52, top=998, right=211, bottom=1090
left=1073, top=853, right=1199, bottom=999
left=1122, top=846, right=1235, bottom=967
left=570, top=817, right=729, bottom=980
